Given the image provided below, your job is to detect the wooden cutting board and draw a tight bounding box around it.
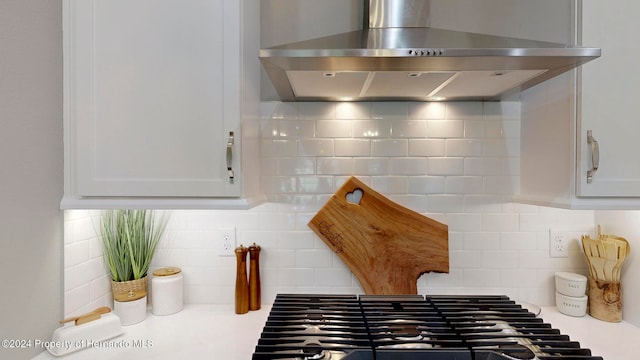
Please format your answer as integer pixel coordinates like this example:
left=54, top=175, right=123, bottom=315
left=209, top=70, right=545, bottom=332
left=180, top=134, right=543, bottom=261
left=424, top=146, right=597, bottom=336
left=308, top=176, right=448, bottom=295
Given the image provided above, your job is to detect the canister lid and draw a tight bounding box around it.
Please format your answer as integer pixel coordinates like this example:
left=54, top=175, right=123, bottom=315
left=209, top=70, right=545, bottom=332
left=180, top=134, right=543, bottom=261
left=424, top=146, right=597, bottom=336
left=153, top=267, right=182, bottom=277
left=114, top=289, right=147, bottom=302
left=555, top=271, right=587, bottom=282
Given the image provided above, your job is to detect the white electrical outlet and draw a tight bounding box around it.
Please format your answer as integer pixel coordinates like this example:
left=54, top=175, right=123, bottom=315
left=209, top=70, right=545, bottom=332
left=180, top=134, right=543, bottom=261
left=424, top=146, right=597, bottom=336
left=549, top=229, right=569, bottom=258
left=219, top=227, right=236, bottom=257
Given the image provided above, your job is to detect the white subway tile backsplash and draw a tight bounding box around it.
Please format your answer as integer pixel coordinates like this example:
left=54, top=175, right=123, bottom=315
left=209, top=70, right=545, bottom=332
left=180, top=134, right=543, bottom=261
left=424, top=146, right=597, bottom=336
left=483, top=101, right=521, bottom=121
left=463, top=121, right=484, bottom=138
left=352, top=119, right=392, bottom=138
left=262, top=101, right=297, bottom=120
left=295, top=249, right=333, bottom=268
left=445, top=213, right=483, bottom=232
left=278, top=158, right=315, bottom=175
left=315, top=268, right=354, bottom=287
left=353, top=158, right=389, bottom=175
left=462, top=268, right=501, bottom=287
left=64, top=101, right=595, bottom=315
left=450, top=250, right=482, bottom=268
left=408, top=176, right=446, bottom=194
left=482, top=251, right=519, bottom=268
left=334, top=139, right=371, bottom=157
left=446, top=139, right=483, bottom=157
left=371, top=102, right=408, bottom=120
left=483, top=175, right=518, bottom=195
left=278, top=120, right=315, bottom=138
left=370, top=176, right=408, bottom=194
left=372, top=139, right=408, bottom=157
left=278, top=268, right=315, bottom=286
left=427, top=157, right=464, bottom=175
left=445, top=102, right=484, bottom=120
left=316, top=120, right=352, bottom=138
left=409, top=102, right=446, bottom=120
left=388, top=158, right=427, bottom=175
left=484, top=138, right=520, bottom=157
left=64, top=241, right=89, bottom=267
left=262, top=118, right=279, bottom=138
left=463, top=232, right=500, bottom=250
left=482, top=213, right=520, bottom=232
left=463, top=195, right=503, bottom=213
left=298, top=102, right=336, bottom=120
left=464, top=158, right=502, bottom=176
left=261, top=139, right=297, bottom=157
left=425, top=195, right=465, bottom=213
left=335, top=102, right=370, bottom=120
left=427, top=120, right=464, bottom=138
left=500, top=268, right=538, bottom=288
left=316, top=158, right=354, bottom=175
left=408, top=139, right=445, bottom=157
left=391, top=120, right=428, bottom=137
left=445, top=176, right=483, bottom=194
left=277, top=231, right=315, bottom=249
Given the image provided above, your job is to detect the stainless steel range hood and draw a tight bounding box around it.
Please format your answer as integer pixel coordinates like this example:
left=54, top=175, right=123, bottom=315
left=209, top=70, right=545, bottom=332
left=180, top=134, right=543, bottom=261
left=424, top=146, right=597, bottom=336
left=260, top=0, right=600, bottom=102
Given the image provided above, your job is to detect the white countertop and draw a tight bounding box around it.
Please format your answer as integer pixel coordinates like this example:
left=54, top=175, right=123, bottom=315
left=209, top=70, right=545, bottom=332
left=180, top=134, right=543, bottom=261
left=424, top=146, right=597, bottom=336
left=32, top=304, right=640, bottom=359
left=32, top=304, right=270, bottom=360
left=537, top=306, right=640, bottom=359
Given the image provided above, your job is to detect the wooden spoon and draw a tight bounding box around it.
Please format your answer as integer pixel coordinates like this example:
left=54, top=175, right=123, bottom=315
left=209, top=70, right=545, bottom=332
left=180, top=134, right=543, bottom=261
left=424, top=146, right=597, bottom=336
left=603, top=240, right=619, bottom=282
left=581, top=235, right=606, bottom=281
left=581, top=235, right=597, bottom=279
left=612, top=238, right=630, bottom=281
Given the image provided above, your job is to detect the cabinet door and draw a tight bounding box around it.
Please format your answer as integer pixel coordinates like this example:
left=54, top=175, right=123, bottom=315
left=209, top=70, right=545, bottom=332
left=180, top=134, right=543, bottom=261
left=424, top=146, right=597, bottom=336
left=578, top=0, right=640, bottom=197
left=68, top=0, right=241, bottom=197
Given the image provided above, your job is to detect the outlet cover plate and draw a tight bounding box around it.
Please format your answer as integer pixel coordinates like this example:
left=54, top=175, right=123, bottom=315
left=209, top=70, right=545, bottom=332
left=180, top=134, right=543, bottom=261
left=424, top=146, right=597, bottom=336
left=549, top=229, right=569, bottom=258
left=219, top=227, right=236, bottom=257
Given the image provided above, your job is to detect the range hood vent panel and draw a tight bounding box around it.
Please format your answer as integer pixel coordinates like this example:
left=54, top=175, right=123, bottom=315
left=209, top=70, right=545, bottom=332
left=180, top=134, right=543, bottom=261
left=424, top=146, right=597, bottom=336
left=260, top=0, right=600, bottom=101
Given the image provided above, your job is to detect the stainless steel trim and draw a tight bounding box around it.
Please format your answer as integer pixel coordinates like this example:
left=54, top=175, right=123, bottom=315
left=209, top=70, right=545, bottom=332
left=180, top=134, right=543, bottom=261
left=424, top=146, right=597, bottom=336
left=368, top=0, right=431, bottom=29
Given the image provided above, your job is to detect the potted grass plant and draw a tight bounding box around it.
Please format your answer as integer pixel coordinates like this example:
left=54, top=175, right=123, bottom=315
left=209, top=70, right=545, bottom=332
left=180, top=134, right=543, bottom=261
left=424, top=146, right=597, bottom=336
left=100, top=209, right=168, bottom=324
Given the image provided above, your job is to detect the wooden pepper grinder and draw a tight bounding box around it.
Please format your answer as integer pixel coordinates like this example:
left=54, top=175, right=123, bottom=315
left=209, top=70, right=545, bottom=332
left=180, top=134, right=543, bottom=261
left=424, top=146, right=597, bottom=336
left=234, top=245, right=249, bottom=314
left=248, top=243, right=261, bottom=310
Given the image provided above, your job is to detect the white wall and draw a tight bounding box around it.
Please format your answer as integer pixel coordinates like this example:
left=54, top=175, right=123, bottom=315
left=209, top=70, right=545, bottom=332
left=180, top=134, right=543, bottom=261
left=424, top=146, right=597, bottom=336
left=64, top=101, right=595, bottom=317
left=0, top=1, right=63, bottom=359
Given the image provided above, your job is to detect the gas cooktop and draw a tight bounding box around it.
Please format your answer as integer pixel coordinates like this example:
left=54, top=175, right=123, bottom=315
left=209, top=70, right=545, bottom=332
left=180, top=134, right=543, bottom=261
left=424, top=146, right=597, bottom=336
left=252, top=294, right=603, bottom=360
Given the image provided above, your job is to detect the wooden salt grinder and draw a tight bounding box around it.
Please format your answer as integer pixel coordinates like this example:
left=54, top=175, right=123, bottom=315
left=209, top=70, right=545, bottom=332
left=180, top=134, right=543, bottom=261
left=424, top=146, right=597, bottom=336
left=248, top=243, right=261, bottom=310
left=234, top=245, right=249, bottom=314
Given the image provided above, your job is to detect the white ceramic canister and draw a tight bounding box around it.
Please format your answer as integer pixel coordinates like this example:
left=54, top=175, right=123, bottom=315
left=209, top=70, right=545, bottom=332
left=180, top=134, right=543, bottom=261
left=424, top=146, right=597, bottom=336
left=152, top=267, right=184, bottom=316
left=555, top=291, right=588, bottom=317
left=555, top=271, right=588, bottom=297
left=114, top=293, right=147, bottom=326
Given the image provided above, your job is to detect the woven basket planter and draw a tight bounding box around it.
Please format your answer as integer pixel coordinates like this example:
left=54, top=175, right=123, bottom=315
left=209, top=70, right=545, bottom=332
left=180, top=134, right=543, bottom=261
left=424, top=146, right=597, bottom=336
left=111, top=276, right=148, bottom=303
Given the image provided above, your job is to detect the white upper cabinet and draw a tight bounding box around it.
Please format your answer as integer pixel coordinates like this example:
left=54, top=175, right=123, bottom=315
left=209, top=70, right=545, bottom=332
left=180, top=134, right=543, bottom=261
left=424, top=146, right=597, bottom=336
left=577, top=0, right=640, bottom=197
left=519, top=1, right=640, bottom=209
left=62, top=0, right=262, bottom=208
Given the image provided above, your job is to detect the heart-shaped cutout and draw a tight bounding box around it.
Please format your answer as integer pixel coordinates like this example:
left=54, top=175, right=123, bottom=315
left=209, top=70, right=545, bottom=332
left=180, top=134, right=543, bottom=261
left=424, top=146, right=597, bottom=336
left=346, top=188, right=363, bottom=205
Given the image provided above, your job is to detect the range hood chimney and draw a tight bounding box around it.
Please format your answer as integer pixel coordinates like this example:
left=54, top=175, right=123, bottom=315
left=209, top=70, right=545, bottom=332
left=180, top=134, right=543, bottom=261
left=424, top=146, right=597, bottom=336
left=260, top=0, right=600, bottom=102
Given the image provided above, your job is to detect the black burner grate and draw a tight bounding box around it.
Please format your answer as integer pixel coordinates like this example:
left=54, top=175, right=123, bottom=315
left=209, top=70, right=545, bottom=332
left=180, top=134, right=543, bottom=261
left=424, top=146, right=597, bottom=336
left=252, top=294, right=603, bottom=360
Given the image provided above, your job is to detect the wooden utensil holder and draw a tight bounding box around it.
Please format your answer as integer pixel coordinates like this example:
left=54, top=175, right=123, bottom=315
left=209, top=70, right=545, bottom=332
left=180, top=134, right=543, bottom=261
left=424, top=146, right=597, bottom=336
left=588, top=277, right=622, bottom=322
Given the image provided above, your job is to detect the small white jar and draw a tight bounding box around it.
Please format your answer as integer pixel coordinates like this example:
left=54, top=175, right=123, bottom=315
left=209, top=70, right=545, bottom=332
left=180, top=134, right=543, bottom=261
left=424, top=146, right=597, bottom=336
left=151, top=267, right=183, bottom=316
left=555, top=271, right=588, bottom=297
left=556, top=291, right=588, bottom=317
